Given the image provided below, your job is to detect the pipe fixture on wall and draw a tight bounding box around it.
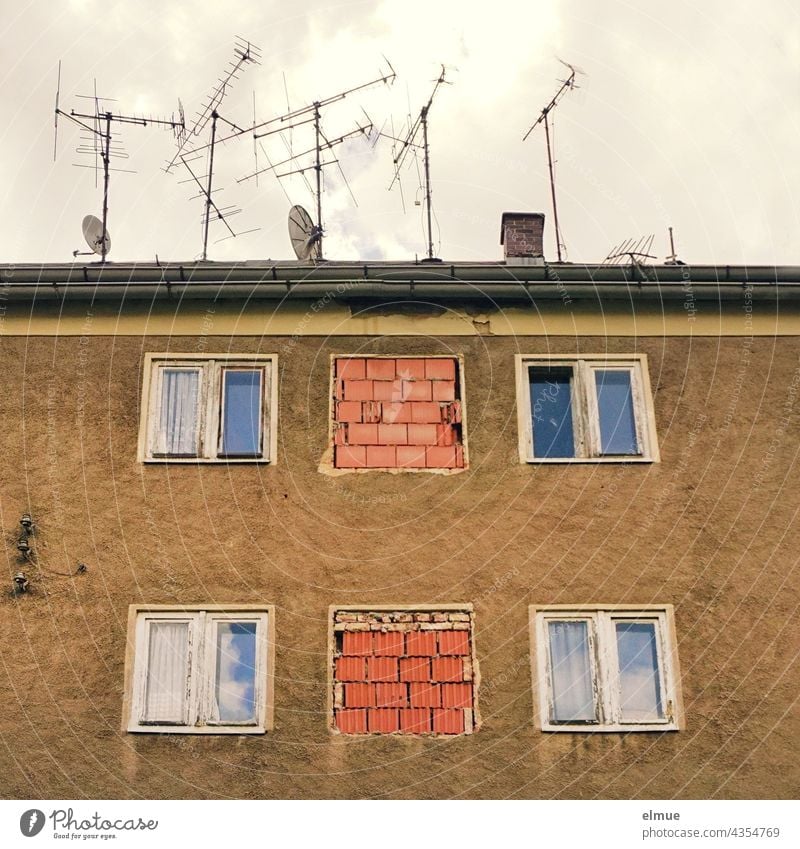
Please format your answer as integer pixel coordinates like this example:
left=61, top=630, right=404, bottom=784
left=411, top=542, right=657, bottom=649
left=16, top=513, right=34, bottom=560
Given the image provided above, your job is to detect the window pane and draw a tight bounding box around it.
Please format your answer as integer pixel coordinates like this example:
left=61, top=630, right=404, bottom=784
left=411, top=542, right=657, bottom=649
left=220, top=370, right=262, bottom=456
left=615, top=621, right=664, bottom=722
left=548, top=620, right=596, bottom=722
left=529, top=368, right=575, bottom=458
left=213, top=622, right=258, bottom=722
left=595, top=370, right=639, bottom=455
left=158, top=368, right=200, bottom=456
left=144, top=621, right=189, bottom=723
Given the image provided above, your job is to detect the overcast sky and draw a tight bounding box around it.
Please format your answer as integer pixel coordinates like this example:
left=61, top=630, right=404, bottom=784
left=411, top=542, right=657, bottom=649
left=1, top=0, right=798, bottom=265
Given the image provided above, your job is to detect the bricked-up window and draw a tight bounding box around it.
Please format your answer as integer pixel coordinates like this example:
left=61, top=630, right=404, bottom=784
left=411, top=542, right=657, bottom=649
left=331, top=608, right=478, bottom=735
left=138, top=353, right=278, bottom=463
left=332, top=357, right=466, bottom=470
left=530, top=605, right=683, bottom=733
left=515, top=354, right=659, bottom=463
left=123, top=605, right=275, bottom=735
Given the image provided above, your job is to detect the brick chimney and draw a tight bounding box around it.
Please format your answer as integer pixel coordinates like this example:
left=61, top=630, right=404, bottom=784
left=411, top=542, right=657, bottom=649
left=500, top=212, right=545, bottom=265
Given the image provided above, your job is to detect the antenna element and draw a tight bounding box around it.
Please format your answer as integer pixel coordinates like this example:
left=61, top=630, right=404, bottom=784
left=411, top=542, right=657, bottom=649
left=523, top=60, right=583, bottom=262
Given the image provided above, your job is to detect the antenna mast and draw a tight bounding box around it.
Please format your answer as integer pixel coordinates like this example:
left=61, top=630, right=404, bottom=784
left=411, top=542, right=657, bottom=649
left=523, top=60, right=581, bottom=262
left=237, top=60, right=396, bottom=260
left=386, top=66, right=450, bottom=261
left=53, top=62, right=184, bottom=261
left=165, top=37, right=262, bottom=261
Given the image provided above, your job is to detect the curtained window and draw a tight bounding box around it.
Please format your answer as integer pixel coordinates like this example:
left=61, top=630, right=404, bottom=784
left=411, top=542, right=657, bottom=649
left=536, top=607, right=678, bottom=731
left=129, top=609, right=270, bottom=734
left=142, top=356, right=274, bottom=462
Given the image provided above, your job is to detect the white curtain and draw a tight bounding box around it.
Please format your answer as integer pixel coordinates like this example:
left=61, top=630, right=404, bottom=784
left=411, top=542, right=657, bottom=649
left=548, top=620, right=596, bottom=722
left=144, top=621, right=189, bottom=723
left=157, top=369, right=200, bottom=455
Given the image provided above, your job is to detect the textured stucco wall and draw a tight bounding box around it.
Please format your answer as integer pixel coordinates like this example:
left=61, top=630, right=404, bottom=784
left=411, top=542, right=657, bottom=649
left=0, top=332, right=798, bottom=799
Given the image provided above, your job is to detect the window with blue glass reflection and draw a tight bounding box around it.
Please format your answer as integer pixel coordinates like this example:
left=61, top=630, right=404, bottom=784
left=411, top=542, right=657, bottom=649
left=220, top=369, right=263, bottom=456
left=521, top=357, right=654, bottom=461
left=529, top=367, right=575, bottom=458
left=594, top=370, right=639, bottom=455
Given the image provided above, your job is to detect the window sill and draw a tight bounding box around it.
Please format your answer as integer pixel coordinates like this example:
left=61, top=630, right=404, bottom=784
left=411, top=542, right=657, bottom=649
left=525, top=456, right=656, bottom=465
left=127, top=725, right=267, bottom=735
left=140, top=457, right=272, bottom=465
left=540, top=723, right=678, bottom=733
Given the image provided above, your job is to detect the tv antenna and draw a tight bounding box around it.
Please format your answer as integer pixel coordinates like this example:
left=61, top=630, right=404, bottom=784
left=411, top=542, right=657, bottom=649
left=165, top=37, right=262, bottom=261
left=53, top=61, right=185, bottom=262
left=384, top=65, right=451, bottom=262
left=523, top=60, right=583, bottom=262
left=237, top=59, right=396, bottom=260
left=603, top=234, right=656, bottom=266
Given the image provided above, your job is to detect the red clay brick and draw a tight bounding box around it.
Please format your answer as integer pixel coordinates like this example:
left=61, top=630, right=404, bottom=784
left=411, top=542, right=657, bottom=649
left=409, top=682, right=441, bottom=708
left=455, top=445, right=465, bottom=467
left=426, top=446, right=459, bottom=468
left=375, top=682, right=407, bottom=708
left=334, top=426, right=346, bottom=445
left=336, top=709, right=367, bottom=733
left=335, top=656, right=366, bottom=682
left=395, top=358, right=425, bottom=379
left=374, top=631, right=404, bottom=656
left=377, top=423, right=408, bottom=444
left=373, top=380, right=403, bottom=402
left=407, top=423, right=438, bottom=445
left=382, top=402, right=413, bottom=423
left=433, top=708, right=465, bottom=734
left=368, top=709, right=399, bottom=733
left=436, top=424, right=456, bottom=445
left=336, top=358, right=366, bottom=380
left=402, top=380, right=432, bottom=401
left=348, top=423, right=379, bottom=444
left=345, top=682, right=376, bottom=708
left=441, top=683, right=472, bottom=709
left=335, top=446, right=366, bottom=468
left=431, top=656, right=463, bottom=682
left=363, top=401, right=382, bottom=423
left=400, top=657, right=431, bottom=681
left=368, top=656, right=399, bottom=682
left=438, top=630, right=471, bottom=656
left=366, top=358, right=396, bottom=380
left=443, top=401, right=462, bottom=423
left=342, top=631, right=373, bottom=656
left=406, top=631, right=437, bottom=656
left=336, top=401, right=363, bottom=422
left=400, top=708, right=432, bottom=733
left=344, top=380, right=373, bottom=401
left=432, top=380, right=456, bottom=402
left=411, top=402, right=443, bottom=423
left=425, top=358, right=456, bottom=380
left=366, top=445, right=397, bottom=468
left=397, top=445, right=427, bottom=468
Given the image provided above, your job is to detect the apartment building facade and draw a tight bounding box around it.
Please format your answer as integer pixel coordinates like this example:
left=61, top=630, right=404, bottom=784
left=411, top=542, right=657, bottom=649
left=0, top=213, right=798, bottom=799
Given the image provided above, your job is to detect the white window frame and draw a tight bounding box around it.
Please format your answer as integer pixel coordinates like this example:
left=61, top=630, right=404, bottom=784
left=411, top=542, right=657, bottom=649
left=138, top=353, right=278, bottom=463
left=515, top=354, right=659, bottom=463
left=123, top=605, right=275, bottom=734
left=529, top=605, right=683, bottom=733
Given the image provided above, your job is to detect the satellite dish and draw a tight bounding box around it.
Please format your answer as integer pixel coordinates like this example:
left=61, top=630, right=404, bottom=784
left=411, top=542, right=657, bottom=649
left=288, top=205, right=320, bottom=261
left=81, top=214, right=111, bottom=256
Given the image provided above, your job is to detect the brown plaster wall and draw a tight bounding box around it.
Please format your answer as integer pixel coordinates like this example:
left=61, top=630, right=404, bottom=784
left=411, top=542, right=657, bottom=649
left=0, top=333, right=798, bottom=799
